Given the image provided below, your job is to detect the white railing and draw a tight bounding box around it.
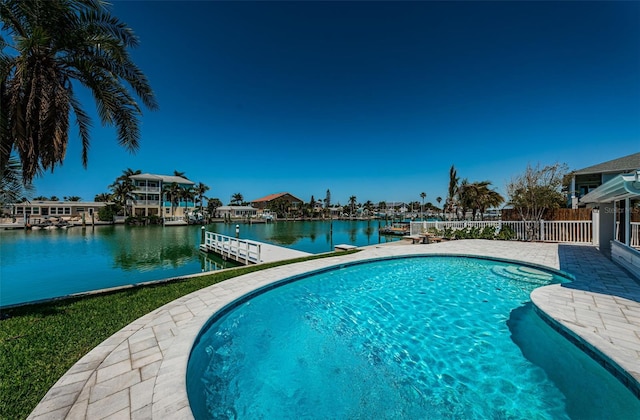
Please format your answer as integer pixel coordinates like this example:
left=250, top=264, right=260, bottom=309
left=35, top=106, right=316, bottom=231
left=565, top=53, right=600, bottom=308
left=133, top=200, right=160, bottom=206
left=616, top=222, right=640, bottom=248
left=133, top=186, right=161, bottom=193
left=202, top=232, right=261, bottom=264
left=541, top=220, right=592, bottom=243
left=410, top=220, right=593, bottom=243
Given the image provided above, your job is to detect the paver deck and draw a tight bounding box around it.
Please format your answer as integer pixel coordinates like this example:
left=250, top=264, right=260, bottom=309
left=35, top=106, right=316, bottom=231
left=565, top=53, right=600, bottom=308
left=28, top=240, right=640, bottom=419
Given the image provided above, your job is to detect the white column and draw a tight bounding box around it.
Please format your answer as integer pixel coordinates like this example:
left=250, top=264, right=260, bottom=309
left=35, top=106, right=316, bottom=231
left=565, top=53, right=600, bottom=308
left=625, top=198, right=631, bottom=246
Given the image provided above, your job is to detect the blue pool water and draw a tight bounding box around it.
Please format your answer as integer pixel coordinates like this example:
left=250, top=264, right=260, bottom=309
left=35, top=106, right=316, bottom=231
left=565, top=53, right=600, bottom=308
left=187, top=256, right=640, bottom=419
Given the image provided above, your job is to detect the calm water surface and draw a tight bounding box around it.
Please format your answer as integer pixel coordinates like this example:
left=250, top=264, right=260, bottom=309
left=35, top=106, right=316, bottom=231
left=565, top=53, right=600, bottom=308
left=0, top=220, right=399, bottom=307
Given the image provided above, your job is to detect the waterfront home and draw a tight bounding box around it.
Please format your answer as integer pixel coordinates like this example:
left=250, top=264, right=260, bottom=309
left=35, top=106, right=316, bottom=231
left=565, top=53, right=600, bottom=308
left=250, top=192, right=304, bottom=211
left=216, top=205, right=258, bottom=219
left=570, top=152, right=640, bottom=208
left=129, top=173, right=195, bottom=219
left=6, top=200, right=107, bottom=225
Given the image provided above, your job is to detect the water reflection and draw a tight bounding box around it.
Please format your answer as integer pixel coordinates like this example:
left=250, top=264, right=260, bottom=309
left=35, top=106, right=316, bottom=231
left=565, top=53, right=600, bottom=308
left=1, top=220, right=400, bottom=306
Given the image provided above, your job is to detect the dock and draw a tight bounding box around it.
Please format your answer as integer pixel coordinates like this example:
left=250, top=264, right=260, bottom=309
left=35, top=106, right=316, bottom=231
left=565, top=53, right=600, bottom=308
left=199, top=231, right=311, bottom=264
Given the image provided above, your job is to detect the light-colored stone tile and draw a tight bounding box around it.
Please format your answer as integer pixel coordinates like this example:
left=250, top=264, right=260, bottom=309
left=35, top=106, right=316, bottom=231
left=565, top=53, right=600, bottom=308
left=130, top=378, right=155, bottom=412
left=90, top=370, right=140, bottom=403
left=129, top=336, right=158, bottom=354
left=86, top=388, right=129, bottom=419
left=132, top=346, right=163, bottom=369
left=97, top=359, right=133, bottom=384
left=140, top=360, right=162, bottom=381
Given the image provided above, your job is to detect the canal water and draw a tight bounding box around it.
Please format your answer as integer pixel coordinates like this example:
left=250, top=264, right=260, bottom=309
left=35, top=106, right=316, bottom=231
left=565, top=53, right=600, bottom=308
left=0, top=220, right=400, bottom=307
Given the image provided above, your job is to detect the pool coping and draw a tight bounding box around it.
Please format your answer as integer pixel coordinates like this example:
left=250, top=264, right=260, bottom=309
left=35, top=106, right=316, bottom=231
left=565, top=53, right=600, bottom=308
left=27, top=240, right=640, bottom=419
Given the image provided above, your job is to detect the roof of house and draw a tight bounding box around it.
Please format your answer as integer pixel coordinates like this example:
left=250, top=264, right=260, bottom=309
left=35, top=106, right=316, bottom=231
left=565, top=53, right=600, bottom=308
left=573, top=152, right=640, bottom=175
left=129, top=173, right=194, bottom=185
left=251, top=192, right=303, bottom=203
left=581, top=169, right=640, bottom=203
left=217, top=205, right=256, bottom=210
left=15, top=201, right=108, bottom=206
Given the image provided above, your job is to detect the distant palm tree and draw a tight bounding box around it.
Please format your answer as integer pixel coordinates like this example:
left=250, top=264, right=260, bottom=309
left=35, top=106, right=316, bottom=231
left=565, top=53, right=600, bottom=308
left=231, top=193, right=243, bottom=206
left=117, top=168, right=141, bottom=184
left=110, top=182, right=134, bottom=216
left=194, top=182, right=210, bottom=215
left=180, top=185, right=196, bottom=212
left=64, top=196, right=82, bottom=202
left=474, top=181, right=504, bottom=220
left=420, top=192, right=426, bottom=220
left=206, top=198, right=223, bottom=219
left=348, top=195, right=357, bottom=219
left=446, top=165, right=459, bottom=220
left=173, top=170, right=187, bottom=179
left=457, top=178, right=474, bottom=220
left=1, top=0, right=157, bottom=184
left=94, top=193, right=112, bottom=202
left=363, top=200, right=374, bottom=217
left=162, top=183, right=182, bottom=216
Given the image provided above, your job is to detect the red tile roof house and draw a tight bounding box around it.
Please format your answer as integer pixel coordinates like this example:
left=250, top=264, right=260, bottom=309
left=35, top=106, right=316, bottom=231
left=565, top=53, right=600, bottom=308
left=250, top=192, right=304, bottom=218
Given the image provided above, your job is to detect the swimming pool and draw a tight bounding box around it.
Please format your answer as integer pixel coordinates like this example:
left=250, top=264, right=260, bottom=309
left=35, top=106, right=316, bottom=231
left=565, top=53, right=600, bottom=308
left=187, top=256, right=640, bottom=419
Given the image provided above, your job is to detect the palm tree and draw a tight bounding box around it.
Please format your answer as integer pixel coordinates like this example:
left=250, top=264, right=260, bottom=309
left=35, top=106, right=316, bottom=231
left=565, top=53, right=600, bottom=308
left=117, top=168, right=141, bottom=184
left=231, top=193, right=243, bottom=206
left=0, top=156, right=32, bottom=206
left=474, top=181, right=504, bottom=220
left=420, top=192, right=426, bottom=221
left=348, top=195, right=357, bottom=219
left=363, top=200, right=374, bottom=218
left=94, top=192, right=112, bottom=202
left=436, top=196, right=443, bottom=219
left=194, top=182, right=210, bottom=215
left=162, top=183, right=181, bottom=216
left=206, top=197, right=223, bottom=219
left=446, top=165, right=459, bottom=220
left=457, top=178, right=476, bottom=220
left=1, top=0, right=158, bottom=184
left=180, top=185, right=196, bottom=213
left=110, top=182, right=134, bottom=216
left=64, top=196, right=81, bottom=202
left=173, top=170, right=187, bottom=179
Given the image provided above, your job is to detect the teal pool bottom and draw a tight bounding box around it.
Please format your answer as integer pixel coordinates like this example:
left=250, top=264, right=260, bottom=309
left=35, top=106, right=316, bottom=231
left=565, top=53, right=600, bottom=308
left=187, top=256, right=640, bottom=419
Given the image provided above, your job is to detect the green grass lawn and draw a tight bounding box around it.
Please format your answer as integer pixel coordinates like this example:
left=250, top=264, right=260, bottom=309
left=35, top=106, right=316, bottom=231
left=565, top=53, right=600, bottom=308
left=0, top=252, right=354, bottom=420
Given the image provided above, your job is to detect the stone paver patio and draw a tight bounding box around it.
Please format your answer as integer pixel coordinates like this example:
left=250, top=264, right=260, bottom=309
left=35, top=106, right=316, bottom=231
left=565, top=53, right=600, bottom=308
left=27, top=240, right=640, bottom=419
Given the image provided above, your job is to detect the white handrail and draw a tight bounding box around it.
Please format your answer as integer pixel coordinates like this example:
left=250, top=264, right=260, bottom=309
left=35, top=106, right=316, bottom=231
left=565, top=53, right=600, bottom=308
left=203, top=231, right=261, bottom=264
left=410, top=220, right=593, bottom=243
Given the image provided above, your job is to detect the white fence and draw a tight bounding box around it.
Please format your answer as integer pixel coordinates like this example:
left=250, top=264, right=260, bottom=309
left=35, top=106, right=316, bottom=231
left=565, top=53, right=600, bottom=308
left=617, top=222, right=640, bottom=248
left=201, top=232, right=261, bottom=264
left=410, top=220, right=593, bottom=243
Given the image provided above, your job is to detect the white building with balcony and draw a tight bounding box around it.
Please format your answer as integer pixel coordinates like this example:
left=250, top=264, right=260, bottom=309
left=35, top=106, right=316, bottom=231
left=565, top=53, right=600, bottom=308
left=129, top=173, right=195, bottom=219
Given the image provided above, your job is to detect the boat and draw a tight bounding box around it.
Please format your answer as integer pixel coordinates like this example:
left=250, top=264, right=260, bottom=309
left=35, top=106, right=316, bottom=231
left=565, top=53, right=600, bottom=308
left=163, top=216, right=188, bottom=226
left=378, top=222, right=410, bottom=236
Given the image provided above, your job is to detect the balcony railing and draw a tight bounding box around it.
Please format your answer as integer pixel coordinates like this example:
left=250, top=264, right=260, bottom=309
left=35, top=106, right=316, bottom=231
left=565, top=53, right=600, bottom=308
left=133, top=186, right=161, bottom=193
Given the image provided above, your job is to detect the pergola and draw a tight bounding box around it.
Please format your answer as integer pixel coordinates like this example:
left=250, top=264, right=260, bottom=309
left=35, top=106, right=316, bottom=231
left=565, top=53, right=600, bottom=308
left=581, top=169, right=640, bottom=277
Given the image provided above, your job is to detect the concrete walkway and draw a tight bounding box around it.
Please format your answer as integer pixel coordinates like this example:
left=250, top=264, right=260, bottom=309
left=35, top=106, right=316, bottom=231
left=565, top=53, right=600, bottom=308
left=27, top=240, right=640, bottom=419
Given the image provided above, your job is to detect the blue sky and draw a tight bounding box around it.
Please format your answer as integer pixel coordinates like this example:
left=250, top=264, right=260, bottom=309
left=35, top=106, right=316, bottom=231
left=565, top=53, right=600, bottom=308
left=30, top=0, right=640, bottom=206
